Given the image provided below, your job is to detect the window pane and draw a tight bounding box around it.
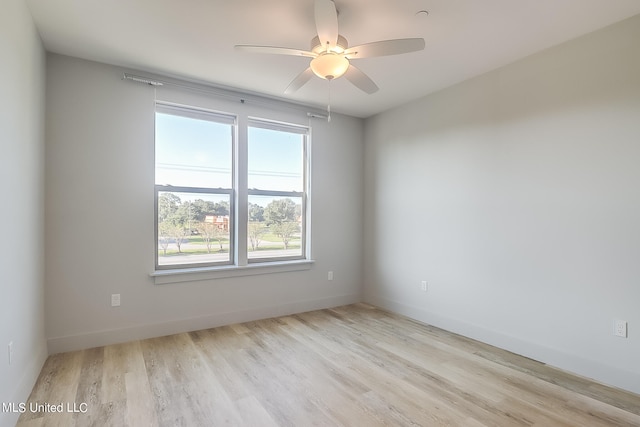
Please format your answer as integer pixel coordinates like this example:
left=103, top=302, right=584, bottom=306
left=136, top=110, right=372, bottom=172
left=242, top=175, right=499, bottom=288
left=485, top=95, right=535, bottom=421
left=248, top=195, right=303, bottom=260
left=155, top=112, right=232, bottom=188
left=248, top=127, right=304, bottom=192
left=158, top=191, right=231, bottom=266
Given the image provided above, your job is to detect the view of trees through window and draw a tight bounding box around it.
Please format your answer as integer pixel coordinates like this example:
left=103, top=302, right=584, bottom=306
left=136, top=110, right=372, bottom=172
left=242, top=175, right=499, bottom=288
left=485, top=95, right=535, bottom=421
left=247, top=196, right=303, bottom=260
left=157, top=192, right=303, bottom=265
left=157, top=191, right=231, bottom=266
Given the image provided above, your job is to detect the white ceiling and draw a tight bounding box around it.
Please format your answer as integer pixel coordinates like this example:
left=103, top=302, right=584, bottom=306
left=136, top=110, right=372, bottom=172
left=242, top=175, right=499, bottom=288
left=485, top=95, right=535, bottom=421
left=26, top=0, right=640, bottom=118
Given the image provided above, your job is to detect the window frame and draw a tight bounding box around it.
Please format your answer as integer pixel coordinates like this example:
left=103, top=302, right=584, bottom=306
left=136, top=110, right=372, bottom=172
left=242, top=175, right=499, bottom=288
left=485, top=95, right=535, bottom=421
left=154, top=102, right=236, bottom=270
left=247, top=118, right=309, bottom=264
left=153, top=104, right=311, bottom=273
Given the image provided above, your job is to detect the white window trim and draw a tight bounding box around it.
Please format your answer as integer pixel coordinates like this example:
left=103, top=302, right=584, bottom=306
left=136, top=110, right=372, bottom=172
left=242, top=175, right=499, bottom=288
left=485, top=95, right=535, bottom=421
left=150, top=259, right=315, bottom=284
left=152, top=103, right=312, bottom=283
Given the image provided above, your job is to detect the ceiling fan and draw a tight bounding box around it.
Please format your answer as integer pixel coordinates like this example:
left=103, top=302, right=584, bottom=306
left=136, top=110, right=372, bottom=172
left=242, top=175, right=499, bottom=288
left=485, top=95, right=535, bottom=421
left=235, top=0, right=425, bottom=95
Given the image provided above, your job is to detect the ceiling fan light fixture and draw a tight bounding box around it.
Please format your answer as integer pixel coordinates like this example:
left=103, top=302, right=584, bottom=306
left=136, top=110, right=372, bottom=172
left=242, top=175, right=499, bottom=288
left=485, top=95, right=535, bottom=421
left=310, top=53, right=349, bottom=80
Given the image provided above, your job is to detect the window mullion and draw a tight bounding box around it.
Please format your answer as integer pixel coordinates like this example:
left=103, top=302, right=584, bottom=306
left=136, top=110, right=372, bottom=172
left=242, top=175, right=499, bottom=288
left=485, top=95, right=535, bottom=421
left=236, top=114, right=249, bottom=266
left=303, top=133, right=311, bottom=260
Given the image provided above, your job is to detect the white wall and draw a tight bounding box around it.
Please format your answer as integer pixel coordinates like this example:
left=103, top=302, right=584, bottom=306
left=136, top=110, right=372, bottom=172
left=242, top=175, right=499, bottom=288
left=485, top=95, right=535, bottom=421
left=0, top=0, right=47, bottom=425
left=44, top=54, right=364, bottom=353
left=363, top=15, right=640, bottom=393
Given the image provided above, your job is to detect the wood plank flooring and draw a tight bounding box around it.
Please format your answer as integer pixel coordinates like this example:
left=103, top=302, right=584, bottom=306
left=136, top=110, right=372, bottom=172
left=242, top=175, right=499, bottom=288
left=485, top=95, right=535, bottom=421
left=16, top=304, right=640, bottom=426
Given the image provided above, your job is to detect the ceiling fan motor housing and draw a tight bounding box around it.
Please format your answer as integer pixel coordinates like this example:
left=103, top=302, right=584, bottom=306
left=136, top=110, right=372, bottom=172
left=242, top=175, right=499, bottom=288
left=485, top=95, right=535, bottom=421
left=311, top=34, right=348, bottom=54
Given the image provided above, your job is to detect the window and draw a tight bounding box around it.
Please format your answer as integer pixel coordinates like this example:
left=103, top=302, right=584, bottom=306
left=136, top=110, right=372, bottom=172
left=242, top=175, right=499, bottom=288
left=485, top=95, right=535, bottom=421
left=155, top=104, right=309, bottom=271
left=155, top=104, right=235, bottom=269
left=248, top=120, right=307, bottom=262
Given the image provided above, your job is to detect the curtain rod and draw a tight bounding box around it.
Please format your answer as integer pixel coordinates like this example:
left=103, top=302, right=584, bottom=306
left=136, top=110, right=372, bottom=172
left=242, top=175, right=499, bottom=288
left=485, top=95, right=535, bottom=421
left=121, top=72, right=329, bottom=120
left=122, top=73, right=163, bottom=86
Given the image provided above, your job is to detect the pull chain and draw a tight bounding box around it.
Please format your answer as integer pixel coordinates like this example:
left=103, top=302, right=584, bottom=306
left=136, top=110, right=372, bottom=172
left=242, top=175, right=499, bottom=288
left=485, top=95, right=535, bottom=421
left=327, top=79, right=332, bottom=123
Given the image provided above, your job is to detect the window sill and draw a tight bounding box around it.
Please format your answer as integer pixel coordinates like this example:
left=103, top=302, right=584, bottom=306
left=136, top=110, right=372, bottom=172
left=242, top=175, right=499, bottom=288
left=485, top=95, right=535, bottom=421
left=151, top=259, right=315, bottom=285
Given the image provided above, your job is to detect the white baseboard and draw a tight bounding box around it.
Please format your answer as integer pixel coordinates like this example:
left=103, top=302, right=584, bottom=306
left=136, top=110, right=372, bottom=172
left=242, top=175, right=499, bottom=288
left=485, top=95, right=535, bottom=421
left=47, top=293, right=361, bottom=354
left=367, top=294, right=640, bottom=395
left=1, top=344, right=48, bottom=427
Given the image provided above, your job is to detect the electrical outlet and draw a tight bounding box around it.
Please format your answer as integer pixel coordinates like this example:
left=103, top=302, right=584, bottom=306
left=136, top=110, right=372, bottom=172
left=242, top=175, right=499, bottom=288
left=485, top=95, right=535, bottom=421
left=421, top=281, right=428, bottom=292
left=111, top=294, right=121, bottom=307
left=614, top=319, right=627, bottom=338
left=328, top=271, right=334, bottom=281
left=8, top=341, right=13, bottom=366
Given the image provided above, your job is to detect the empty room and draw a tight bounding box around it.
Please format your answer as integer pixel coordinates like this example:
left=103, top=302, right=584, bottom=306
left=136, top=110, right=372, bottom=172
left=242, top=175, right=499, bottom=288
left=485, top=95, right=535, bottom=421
left=2, top=0, right=640, bottom=425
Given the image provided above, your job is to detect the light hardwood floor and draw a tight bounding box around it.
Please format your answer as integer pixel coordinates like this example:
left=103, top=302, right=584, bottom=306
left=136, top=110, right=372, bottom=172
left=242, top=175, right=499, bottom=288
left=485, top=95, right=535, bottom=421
left=16, top=304, right=640, bottom=426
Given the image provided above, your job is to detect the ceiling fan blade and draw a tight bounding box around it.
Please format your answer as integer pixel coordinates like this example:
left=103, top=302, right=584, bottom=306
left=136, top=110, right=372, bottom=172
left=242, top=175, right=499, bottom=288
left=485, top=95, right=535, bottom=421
left=314, top=0, right=339, bottom=49
left=285, top=67, right=315, bottom=94
left=344, top=38, right=425, bottom=59
left=344, top=65, right=379, bottom=94
left=235, top=45, right=316, bottom=58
